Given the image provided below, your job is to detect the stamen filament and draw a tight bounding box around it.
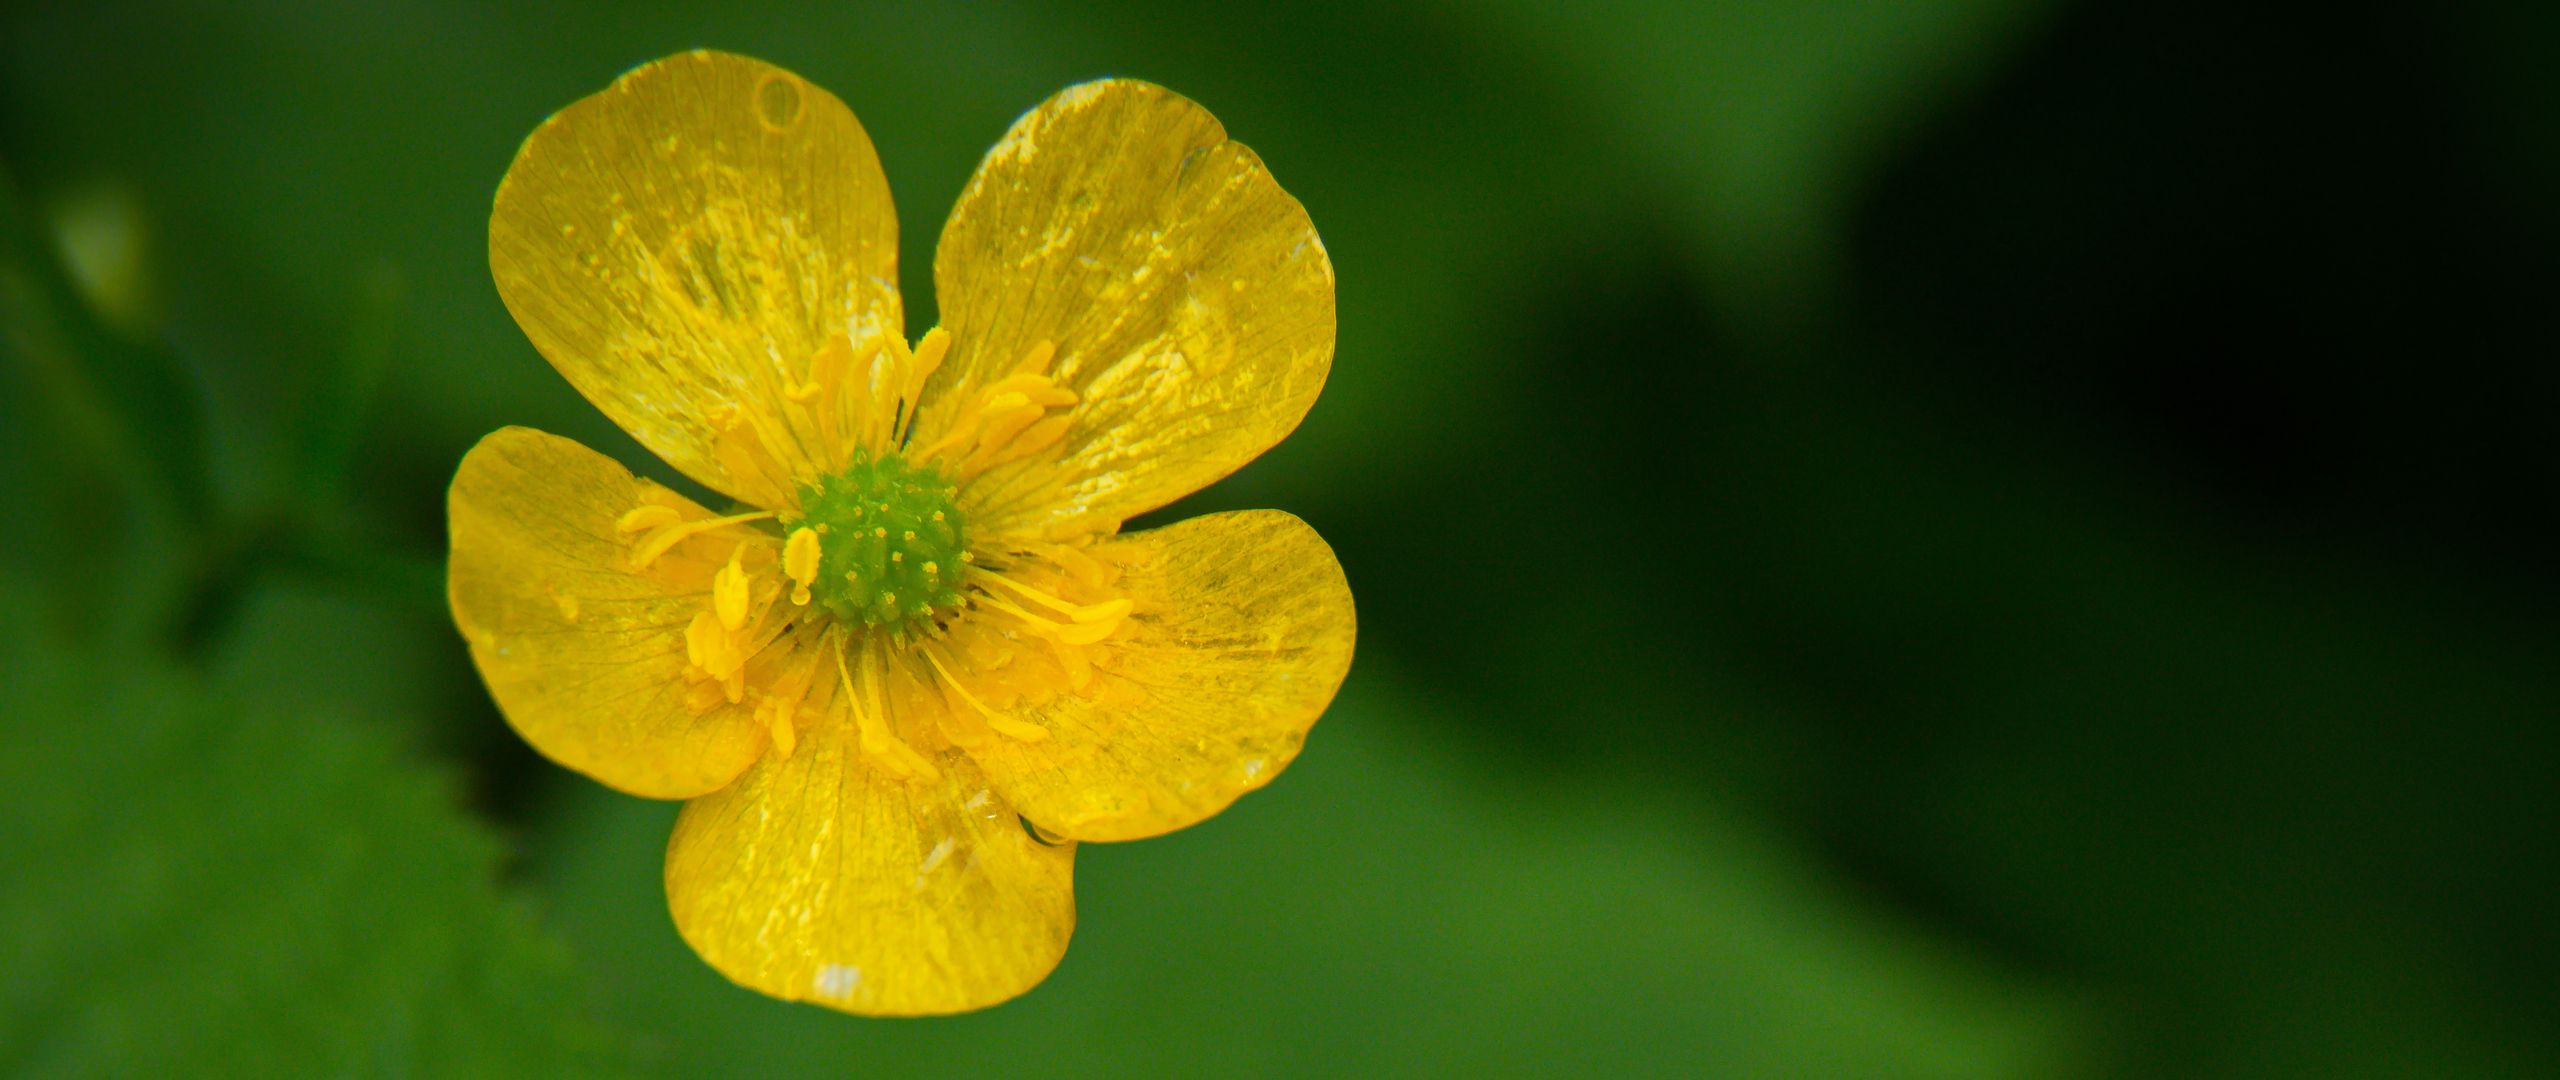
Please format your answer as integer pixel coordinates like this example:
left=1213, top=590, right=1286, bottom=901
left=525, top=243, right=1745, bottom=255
left=973, top=568, right=1132, bottom=624
left=628, top=510, right=774, bottom=569
left=835, top=633, right=939, bottom=781
left=924, top=646, right=1049, bottom=743
left=973, top=590, right=1119, bottom=646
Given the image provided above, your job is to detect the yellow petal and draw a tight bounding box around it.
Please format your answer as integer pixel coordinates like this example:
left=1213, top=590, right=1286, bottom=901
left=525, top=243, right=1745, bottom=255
left=448, top=426, right=765, bottom=799
left=965, top=510, right=1354, bottom=842
left=666, top=732, right=1075, bottom=1016
left=922, top=80, right=1335, bottom=540
left=490, top=51, right=903, bottom=508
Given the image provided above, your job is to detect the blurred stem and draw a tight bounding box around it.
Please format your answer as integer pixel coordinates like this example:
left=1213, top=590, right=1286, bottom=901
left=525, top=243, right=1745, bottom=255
left=166, top=511, right=446, bottom=656
left=166, top=266, right=429, bottom=655
left=275, top=527, right=447, bottom=621
left=294, top=263, right=402, bottom=507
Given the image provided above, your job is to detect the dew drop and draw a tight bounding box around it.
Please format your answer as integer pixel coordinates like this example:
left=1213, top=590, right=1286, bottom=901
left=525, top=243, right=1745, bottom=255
left=813, top=963, right=861, bottom=1000
left=755, top=73, right=805, bottom=132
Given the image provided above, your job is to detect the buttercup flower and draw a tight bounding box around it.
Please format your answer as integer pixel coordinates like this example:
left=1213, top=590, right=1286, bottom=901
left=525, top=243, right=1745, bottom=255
left=449, top=51, right=1351, bottom=1015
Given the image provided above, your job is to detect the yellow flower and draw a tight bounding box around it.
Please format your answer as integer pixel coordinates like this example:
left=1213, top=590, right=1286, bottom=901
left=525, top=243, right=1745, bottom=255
left=448, top=51, right=1352, bottom=1015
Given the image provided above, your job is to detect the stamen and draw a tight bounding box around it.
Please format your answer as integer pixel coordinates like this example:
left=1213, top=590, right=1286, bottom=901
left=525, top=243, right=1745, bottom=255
left=683, top=563, right=809, bottom=709
left=628, top=510, right=773, bottom=569
left=753, top=640, right=824, bottom=761
left=893, top=328, right=951, bottom=447
left=742, top=402, right=821, bottom=496
left=973, top=590, right=1119, bottom=646
left=797, top=332, right=858, bottom=467
left=970, top=415, right=1074, bottom=473
left=685, top=611, right=745, bottom=682
left=615, top=504, right=683, bottom=534
left=1047, top=627, right=1096, bottom=692
left=706, top=403, right=803, bottom=510
left=973, top=568, right=1132, bottom=625
left=684, top=678, right=728, bottom=714
left=1007, top=538, right=1119, bottom=589
left=835, top=635, right=939, bottom=781
left=847, top=337, right=898, bottom=451
left=713, top=543, right=753, bottom=630
left=783, top=527, right=822, bottom=605
left=760, top=696, right=799, bottom=759
left=789, top=334, right=847, bottom=403
left=1010, top=340, right=1057, bottom=378
left=912, top=340, right=1075, bottom=476
left=923, top=647, right=1049, bottom=743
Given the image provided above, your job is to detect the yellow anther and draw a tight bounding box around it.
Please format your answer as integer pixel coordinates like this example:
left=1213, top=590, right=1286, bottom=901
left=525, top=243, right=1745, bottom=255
left=713, top=543, right=753, bottom=630
left=873, top=526, right=888, bottom=538
left=616, top=504, right=682, bottom=534
left=1075, top=596, right=1134, bottom=625
left=783, top=527, right=822, bottom=606
left=703, top=398, right=798, bottom=510
left=801, top=333, right=853, bottom=401
left=930, top=510, right=945, bottom=522
left=922, top=561, right=939, bottom=576
left=1010, top=339, right=1056, bottom=377
left=753, top=658, right=817, bottom=762
left=976, top=415, right=1073, bottom=472
left=988, top=711, right=1050, bottom=742
left=984, top=371, right=1076, bottom=405
left=912, top=327, right=952, bottom=381
left=1045, top=616, right=1118, bottom=646
left=890, top=551, right=904, bottom=563
left=684, top=611, right=744, bottom=679
left=893, top=328, right=954, bottom=446
left=761, top=697, right=798, bottom=760
left=912, top=344, right=1069, bottom=467
left=902, top=530, right=916, bottom=541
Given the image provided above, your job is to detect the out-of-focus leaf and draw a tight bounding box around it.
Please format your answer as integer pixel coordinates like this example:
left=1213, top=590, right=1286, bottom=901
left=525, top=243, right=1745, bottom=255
left=0, top=160, right=207, bottom=526
left=529, top=673, right=2092, bottom=1079
left=206, top=571, right=484, bottom=761
left=1478, top=0, right=2054, bottom=327
left=0, top=628, right=630, bottom=1078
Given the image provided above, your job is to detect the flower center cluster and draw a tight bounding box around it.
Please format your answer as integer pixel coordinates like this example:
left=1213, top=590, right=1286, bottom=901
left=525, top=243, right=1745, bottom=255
left=786, top=451, right=966, bottom=631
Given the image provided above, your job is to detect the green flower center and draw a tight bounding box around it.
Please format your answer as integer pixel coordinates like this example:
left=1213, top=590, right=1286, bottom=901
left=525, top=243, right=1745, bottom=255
left=788, top=451, right=967, bottom=630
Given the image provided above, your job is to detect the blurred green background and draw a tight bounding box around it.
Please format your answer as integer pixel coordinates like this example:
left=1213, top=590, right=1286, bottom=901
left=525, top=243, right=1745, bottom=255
left=6, top=1, right=2557, bottom=1076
